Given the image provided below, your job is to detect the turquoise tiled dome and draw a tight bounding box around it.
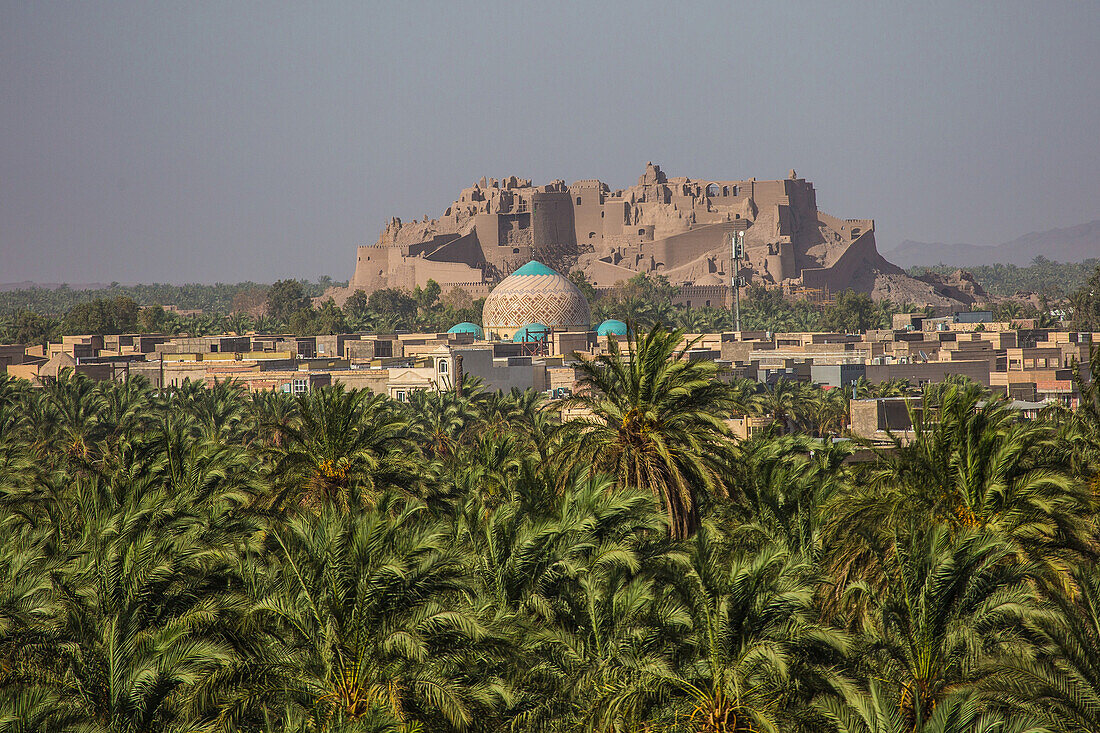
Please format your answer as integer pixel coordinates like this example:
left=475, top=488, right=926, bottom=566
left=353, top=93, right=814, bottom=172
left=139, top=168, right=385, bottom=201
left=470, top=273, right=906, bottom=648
left=596, top=319, right=628, bottom=336
left=447, top=322, right=483, bottom=338
left=513, top=323, right=550, bottom=342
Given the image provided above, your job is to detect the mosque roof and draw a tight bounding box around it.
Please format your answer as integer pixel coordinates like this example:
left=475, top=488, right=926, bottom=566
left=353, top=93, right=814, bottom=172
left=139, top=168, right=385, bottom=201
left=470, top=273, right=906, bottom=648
left=483, top=261, right=590, bottom=330
left=596, top=319, right=629, bottom=336
left=447, top=321, right=483, bottom=337
left=513, top=323, right=550, bottom=342
left=511, top=260, right=558, bottom=277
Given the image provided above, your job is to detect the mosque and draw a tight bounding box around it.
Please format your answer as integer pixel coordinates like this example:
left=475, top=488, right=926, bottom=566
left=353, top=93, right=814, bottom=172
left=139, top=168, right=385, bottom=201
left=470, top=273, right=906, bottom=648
left=447, top=260, right=624, bottom=343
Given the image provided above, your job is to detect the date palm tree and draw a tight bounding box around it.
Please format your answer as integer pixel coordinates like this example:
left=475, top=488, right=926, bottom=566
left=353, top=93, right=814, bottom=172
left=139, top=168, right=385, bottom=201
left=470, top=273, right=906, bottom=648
left=802, top=387, right=850, bottom=437
left=454, top=470, right=670, bottom=731
left=523, top=539, right=679, bottom=733
left=991, top=561, right=1100, bottom=733
left=761, top=378, right=808, bottom=434
left=93, top=375, right=154, bottom=446
left=817, top=680, right=1048, bottom=733
left=828, top=382, right=1091, bottom=602
left=244, top=500, right=499, bottom=732
left=1054, top=345, right=1100, bottom=487
left=244, top=388, right=298, bottom=449
left=727, top=377, right=766, bottom=418
left=728, top=434, right=853, bottom=558
left=848, top=523, right=1035, bottom=729
left=277, top=385, right=414, bottom=512
left=407, top=387, right=472, bottom=462
left=607, top=524, right=847, bottom=732
left=561, top=323, right=735, bottom=539
left=5, top=497, right=243, bottom=732
left=42, top=370, right=105, bottom=463
left=0, top=686, right=90, bottom=733
left=183, top=378, right=248, bottom=442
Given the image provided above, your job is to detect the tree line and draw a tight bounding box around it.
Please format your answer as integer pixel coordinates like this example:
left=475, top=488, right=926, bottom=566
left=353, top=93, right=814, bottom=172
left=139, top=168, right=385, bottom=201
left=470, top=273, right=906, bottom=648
left=1, top=324, right=1099, bottom=732
left=909, top=257, right=1099, bottom=299
left=0, top=277, right=931, bottom=344
left=0, top=279, right=341, bottom=318
left=4, top=263, right=1099, bottom=345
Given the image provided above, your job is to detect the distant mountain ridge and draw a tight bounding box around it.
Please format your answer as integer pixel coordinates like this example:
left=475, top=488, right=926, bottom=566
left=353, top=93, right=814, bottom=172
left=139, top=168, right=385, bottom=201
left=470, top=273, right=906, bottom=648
left=886, top=220, right=1100, bottom=267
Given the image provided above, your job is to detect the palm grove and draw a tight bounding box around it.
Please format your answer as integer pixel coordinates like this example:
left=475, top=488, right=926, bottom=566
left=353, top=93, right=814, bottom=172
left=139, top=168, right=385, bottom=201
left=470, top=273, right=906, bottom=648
left=2, top=324, right=1100, bottom=733
left=8, top=258, right=1100, bottom=344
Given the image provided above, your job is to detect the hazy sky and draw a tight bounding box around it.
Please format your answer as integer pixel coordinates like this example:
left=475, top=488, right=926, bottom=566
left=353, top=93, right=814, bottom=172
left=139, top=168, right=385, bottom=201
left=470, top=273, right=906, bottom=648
left=2, top=1, right=1099, bottom=284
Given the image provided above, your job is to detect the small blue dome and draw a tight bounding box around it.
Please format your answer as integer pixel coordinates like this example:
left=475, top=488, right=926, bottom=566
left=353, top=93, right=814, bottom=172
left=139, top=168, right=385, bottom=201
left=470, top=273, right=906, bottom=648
left=513, top=323, right=550, bottom=342
left=596, top=319, right=628, bottom=336
left=447, top=322, right=483, bottom=338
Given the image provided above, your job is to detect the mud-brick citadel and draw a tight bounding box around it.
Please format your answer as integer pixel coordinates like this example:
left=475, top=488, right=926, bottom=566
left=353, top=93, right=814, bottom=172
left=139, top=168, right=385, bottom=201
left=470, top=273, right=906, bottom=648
left=346, top=163, right=980, bottom=309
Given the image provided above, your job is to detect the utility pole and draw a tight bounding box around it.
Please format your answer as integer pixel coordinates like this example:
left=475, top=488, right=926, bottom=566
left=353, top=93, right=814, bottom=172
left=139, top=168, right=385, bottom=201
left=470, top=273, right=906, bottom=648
left=730, top=230, right=745, bottom=333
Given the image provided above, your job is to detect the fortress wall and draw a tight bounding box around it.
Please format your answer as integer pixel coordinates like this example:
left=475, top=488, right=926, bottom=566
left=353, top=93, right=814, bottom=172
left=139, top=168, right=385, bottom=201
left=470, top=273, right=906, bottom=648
left=817, top=211, right=875, bottom=237
left=779, top=241, right=796, bottom=281
left=643, top=223, right=740, bottom=274
left=412, top=259, right=483, bottom=289
left=442, top=282, right=491, bottom=299
left=586, top=259, right=640, bottom=288
left=775, top=205, right=793, bottom=237
left=531, top=191, right=576, bottom=263
left=600, top=200, right=628, bottom=237
left=801, top=230, right=891, bottom=293
left=749, top=180, right=788, bottom=207
left=427, top=230, right=483, bottom=269
left=353, top=245, right=407, bottom=290
left=784, top=178, right=817, bottom=213
left=675, top=284, right=731, bottom=309
left=473, top=214, right=500, bottom=248
left=408, top=234, right=459, bottom=258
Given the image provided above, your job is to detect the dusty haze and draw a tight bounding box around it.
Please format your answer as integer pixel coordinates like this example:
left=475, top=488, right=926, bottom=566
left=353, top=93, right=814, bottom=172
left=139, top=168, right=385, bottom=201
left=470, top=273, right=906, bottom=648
left=2, top=2, right=1098, bottom=284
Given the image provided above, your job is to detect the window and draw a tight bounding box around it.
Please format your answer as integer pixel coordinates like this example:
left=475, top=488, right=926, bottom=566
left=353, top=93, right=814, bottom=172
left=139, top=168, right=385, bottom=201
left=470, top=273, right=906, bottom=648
left=638, top=228, right=646, bottom=235
left=705, top=300, right=711, bottom=307
left=438, top=360, right=448, bottom=374
left=706, top=183, right=720, bottom=196
left=292, top=378, right=308, bottom=395
left=396, top=390, right=407, bottom=402
left=576, top=197, right=582, bottom=205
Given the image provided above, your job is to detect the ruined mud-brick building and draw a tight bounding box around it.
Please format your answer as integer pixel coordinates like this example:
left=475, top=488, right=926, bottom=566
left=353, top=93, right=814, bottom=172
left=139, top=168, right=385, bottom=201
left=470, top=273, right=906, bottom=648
left=347, top=163, right=971, bottom=308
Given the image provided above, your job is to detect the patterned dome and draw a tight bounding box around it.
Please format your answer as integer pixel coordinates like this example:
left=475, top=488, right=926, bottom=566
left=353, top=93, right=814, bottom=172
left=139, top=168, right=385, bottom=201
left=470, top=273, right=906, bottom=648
left=483, top=261, right=590, bottom=339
